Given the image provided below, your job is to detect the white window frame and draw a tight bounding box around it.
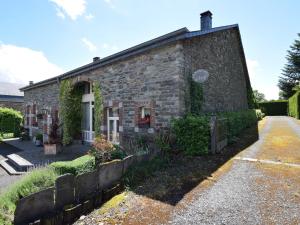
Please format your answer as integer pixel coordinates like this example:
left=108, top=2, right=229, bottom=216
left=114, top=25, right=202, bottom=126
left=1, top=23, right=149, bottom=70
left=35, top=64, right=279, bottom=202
left=107, top=107, right=119, bottom=145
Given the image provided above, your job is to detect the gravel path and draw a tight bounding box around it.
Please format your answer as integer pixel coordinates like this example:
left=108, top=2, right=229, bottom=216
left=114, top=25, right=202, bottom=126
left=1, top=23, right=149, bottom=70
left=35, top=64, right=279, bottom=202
left=170, top=116, right=300, bottom=225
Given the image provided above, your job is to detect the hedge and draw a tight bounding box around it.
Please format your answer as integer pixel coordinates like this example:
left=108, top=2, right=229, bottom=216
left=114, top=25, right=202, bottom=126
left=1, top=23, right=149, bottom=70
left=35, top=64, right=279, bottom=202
left=171, top=115, right=210, bottom=156
left=50, top=155, right=95, bottom=175
left=0, top=108, right=23, bottom=137
left=220, top=109, right=258, bottom=143
left=288, top=91, right=300, bottom=119
left=258, top=100, right=288, bottom=116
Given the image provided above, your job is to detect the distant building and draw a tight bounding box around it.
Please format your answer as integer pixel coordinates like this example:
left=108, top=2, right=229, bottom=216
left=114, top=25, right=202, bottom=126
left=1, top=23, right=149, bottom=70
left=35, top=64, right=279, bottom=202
left=20, top=11, right=252, bottom=145
left=0, top=94, right=24, bottom=112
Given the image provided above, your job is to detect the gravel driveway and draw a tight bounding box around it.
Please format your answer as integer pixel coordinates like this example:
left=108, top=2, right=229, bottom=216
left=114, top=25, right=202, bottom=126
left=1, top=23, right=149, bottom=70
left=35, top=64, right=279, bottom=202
left=170, top=116, right=300, bottom=225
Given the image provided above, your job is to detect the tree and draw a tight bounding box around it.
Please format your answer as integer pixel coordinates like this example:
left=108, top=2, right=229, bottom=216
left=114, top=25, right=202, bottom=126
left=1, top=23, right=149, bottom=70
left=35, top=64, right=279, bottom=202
left=278, top=33, right=300, bottom=99
left=253, top=89, right=266, bottom=103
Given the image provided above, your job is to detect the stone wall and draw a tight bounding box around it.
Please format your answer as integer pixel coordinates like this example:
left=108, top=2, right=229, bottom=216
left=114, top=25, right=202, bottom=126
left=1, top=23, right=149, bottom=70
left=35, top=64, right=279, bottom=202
left=23, top=43, right=184, bottom=141
left=86, top=43, right=184, bottom=133
left=182, top=28, right=249, bottom=113
left=13, top=152, right=156, bottom=225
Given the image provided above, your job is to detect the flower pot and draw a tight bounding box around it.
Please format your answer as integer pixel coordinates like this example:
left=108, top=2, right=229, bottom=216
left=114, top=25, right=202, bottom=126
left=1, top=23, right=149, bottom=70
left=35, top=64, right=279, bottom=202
left=35, top=140, right=42, bottom=146
left=44, top=143, right=61, bottom=155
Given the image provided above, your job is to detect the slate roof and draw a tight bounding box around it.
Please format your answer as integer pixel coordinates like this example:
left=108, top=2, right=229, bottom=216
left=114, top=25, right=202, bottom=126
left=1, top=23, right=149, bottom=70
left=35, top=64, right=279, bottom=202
left=20, top=24, right=247, bottom=91
left=0, top=94, right=24, bottom=103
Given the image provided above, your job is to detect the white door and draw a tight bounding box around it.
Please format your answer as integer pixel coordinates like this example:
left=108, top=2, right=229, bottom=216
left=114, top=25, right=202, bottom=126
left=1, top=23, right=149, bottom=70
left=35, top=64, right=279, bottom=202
left=107, top=108, right=119, bottom=144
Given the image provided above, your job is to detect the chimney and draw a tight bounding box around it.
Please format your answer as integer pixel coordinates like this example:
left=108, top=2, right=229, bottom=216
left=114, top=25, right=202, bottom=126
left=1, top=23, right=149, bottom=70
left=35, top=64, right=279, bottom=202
left=93, top=57, right=100, bottom=62
left=29, top=81, right=34, bottom=85
left=200, top=11, right=212, bottom=31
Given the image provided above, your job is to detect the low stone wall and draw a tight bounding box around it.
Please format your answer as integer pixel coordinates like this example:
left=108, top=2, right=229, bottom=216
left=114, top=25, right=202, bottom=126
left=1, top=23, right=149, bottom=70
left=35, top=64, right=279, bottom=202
left=14, top=153, right=153, bottom=225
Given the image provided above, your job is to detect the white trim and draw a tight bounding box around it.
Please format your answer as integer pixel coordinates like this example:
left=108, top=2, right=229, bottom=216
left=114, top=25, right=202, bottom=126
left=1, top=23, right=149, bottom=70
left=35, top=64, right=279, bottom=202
left=82, top=93, right=94, bottom=102
left=107, top=107, right=120, bottom=145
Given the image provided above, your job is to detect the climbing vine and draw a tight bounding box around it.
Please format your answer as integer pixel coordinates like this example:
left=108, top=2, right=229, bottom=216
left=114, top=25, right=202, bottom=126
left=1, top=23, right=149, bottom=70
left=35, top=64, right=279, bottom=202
left=59, top=80, right=83, bottom=145
left=59, top=80, right=73, bottom=145
left=93, top=82, right=103, bottom=137
left=190, top=78, right=203, bottom=115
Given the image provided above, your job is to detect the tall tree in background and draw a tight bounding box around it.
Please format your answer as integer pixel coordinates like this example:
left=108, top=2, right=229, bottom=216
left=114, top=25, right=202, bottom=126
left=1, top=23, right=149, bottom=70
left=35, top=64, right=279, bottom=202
left=253, top=89, right=266, bottom=103
left=278, top=33, right=300, bottom=99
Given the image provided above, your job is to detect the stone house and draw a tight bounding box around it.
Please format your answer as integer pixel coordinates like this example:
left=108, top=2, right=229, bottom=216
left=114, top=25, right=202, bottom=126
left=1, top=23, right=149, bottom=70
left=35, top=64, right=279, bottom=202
left=20, top=11, right=252, bottom=146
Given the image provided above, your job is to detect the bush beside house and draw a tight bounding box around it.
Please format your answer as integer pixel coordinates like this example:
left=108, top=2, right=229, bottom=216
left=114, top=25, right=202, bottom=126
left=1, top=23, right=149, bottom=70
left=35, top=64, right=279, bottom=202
left=288, top=91, right=300, bottom=119
left=0, top=107, right=23, bottom=138
left=171, top=109, right=259, bottom=155
left=50, top=155, right=95, bottom=175
left=258, top=100, right=288, bottom=116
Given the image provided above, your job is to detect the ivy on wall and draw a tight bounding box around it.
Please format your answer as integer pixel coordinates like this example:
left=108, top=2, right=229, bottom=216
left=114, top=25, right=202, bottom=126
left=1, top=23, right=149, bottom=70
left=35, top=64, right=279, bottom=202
left=59, top=80, right=83, bottom=145
left=93, top=82, right=103, bottom=137
left=247, top=87, right=256, bottom=109
left=190, top=78, right=203, bottom=115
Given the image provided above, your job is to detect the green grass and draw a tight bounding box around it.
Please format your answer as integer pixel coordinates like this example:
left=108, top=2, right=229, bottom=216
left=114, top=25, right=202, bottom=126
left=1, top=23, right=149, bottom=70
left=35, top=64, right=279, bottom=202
left=0, top=167, right=58, bottom=225
left=50, top=155, right=95, bottom=175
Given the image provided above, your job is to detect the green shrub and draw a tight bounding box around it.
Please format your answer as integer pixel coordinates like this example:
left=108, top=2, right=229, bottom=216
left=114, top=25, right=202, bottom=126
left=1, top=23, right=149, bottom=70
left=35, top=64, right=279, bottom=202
left=258, top=100, right=288, bottom=116
left=288, top=91, right=300, bottom=119
left=35, top=133, right=43, bottom=141
left=220, top=109, right=257, bottom=142
left=50, top=155, right=95, bottom=175
left=123, top=156, right=169, bottom=188
left=171, top=115, right=210, bottom=155
left=1, top=133, right=14, bottom=139
left=0, top=167, right=58, bottom=224
left=255, top=109, right=265, bottom=121
left=111, top=149, right=127, bottom=160
left=154, top=131, right=171, bottom=154
left=0, top=107, right=22, bottom=137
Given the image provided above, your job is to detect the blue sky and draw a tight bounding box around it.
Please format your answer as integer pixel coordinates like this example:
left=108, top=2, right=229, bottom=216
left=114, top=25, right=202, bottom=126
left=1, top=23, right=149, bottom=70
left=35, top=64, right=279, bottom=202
left=0, top=0, right=299, bottom=99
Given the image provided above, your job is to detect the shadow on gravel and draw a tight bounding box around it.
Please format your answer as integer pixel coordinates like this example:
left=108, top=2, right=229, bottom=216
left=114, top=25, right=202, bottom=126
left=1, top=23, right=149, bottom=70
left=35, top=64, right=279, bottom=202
left=128, top=124, right=259, bottom=206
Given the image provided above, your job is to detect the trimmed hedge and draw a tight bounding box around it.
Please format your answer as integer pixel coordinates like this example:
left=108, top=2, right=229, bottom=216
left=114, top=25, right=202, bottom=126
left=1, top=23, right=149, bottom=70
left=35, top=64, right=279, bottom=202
left=50, top=155, right=95, bottom=175
left=288, top=91, right=300, bottom=119
left=220, top=109, right=257, bottom=143
left=171, top=115, right=210, bottom=156
left=0, top=108, right=23, bottom=137
left=258, top=100, right=288, bottom=116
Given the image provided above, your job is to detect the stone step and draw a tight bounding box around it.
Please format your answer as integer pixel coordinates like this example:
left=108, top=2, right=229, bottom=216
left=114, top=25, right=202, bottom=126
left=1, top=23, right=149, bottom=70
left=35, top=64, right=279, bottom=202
left=0, top=159, right=25, bottom=175
left=7, top=154, right=33, bottom=172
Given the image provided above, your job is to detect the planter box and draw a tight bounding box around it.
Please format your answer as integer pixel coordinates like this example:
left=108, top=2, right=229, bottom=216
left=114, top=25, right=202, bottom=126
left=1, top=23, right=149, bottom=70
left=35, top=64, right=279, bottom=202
left=44, top=144, right=61, bottom=155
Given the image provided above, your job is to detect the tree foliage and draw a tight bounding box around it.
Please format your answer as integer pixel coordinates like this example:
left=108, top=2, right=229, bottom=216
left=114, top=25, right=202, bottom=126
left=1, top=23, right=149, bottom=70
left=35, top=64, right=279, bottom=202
left=252, top=89, right=266, bottom=103
left=278, top=33, right=300, bottom=99
left=93, top=82, right=103, bottom=137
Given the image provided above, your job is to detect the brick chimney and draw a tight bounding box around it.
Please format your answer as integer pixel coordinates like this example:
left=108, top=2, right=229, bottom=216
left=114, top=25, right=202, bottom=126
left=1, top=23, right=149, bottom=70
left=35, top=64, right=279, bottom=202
left=93, top=57, right=100, bottom=62
left=29, top=81, right=34, bottom=85
left=200, top=11, right=212, bottom=31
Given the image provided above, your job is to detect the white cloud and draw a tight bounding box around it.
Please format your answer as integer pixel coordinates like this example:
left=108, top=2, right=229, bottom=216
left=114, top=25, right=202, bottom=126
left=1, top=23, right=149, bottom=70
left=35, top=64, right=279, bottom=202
left=55, top=7, right=65, bottom=19
left=85, top=13, right=94, bottom=20
left=0, top=43, right=64, bottom=84
left=246, top=59, right=259, bottom=78
left=50, top=0, right=86, bottom=20
left=104, top=0, right=116, bottom=9
left=81, top=37, right=97, bottom=52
